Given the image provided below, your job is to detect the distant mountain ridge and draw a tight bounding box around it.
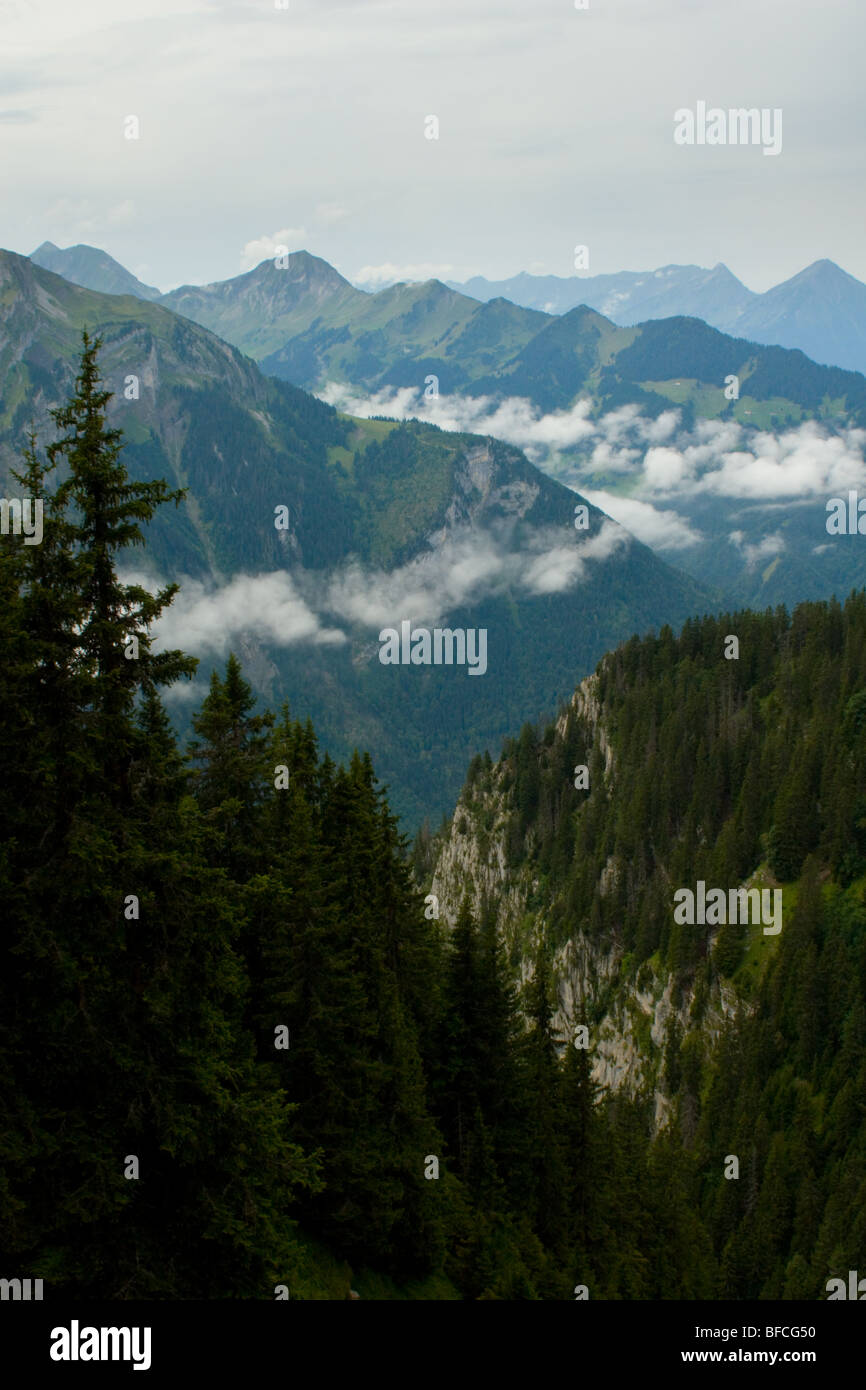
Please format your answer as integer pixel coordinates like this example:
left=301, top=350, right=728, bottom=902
left=22, top=242, right=866, bottom=616
left=728, top=259, right=866, bottom=374
left=451, top=262, right=757, bottom=325
left=0, top=248, right=710, bottom=825
left=30, top=241, right=162, bottom=302
left=448, top=258, right=866, bottom=376
left=30, top=242, right=866, bottom=376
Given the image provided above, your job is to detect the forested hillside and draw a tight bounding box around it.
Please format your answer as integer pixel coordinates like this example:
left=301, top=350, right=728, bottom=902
left=3, top=341, right=865, bottom=1300
left=0, top=337, right=712, bottom=1300
left=429, top=596, right=866, bottom=1298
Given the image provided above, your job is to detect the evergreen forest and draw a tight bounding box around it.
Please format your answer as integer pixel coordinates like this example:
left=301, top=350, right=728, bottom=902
left=2, top=338, right=865, bottom=1300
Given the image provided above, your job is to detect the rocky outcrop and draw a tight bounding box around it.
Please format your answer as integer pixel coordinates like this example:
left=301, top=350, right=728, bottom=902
left=430, top=670, right=749, bottom=1129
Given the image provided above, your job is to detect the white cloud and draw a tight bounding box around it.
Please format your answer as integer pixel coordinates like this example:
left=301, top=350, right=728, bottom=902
left=150, top=571, right=345, bottom=656
left=643, top=410, right=681, bottom=444
left=161, top=679, right=208, bottom=704
left=320, top=383, right=866, bottom=508
left=729, top=530, right=786, bottom=569
left=352, top=263, right=457, bottom=289
left=696, top=422, right=866, bottom=500
left=582, top=490, right=702, bottom=550
left=642, top=445, right=696, bottom=493
left=623, top=417, right=866, bottom=503
left=0, top=107, right=36, bottom=123
left=319, top=382, right=597, bottom=460
left=522, top=524, right=627, bottom=593
left=319, top=521, right=627, bottom=628
left=107, top=199, right=136, bottom=226
left=240, top=228, right=306, bottom=271
left=38, top=197, right=103, bottom=242
left=136, top=516, right=629, bottom=661
left=1, top=0, right=862, bottom=297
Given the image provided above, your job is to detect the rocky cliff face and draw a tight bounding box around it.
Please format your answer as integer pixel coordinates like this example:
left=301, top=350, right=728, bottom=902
left=430, top=670, right=745, bottom=1126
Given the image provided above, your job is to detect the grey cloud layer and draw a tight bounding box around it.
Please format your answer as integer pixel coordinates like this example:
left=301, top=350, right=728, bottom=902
left=2, top=0, right=862, bottom=292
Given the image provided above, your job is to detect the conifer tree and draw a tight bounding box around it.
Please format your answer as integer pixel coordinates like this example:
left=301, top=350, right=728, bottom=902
left=0, top=336, right=317, bottom=1296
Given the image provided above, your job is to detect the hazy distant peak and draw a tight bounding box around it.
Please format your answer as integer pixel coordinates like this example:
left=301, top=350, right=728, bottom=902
left=29, top=240, right=162, bottom=301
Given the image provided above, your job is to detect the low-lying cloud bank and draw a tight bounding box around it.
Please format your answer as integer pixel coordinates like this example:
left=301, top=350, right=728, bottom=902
left=319, top=522, right=626, bottom=627
left=124, top=520, right=628, bottom=660
left=320, top=383, right=866, bottom=555
left=321, top=382, right=603, bottom=458
left=150, top=570, right=346, bottom=655
left=579, top=491, right=702, bottom=551
left=322, top=384, right=866, bottom=496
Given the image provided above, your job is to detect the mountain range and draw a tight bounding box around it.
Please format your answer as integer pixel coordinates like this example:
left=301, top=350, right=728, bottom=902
left=0, top=249, right=709, bottom=825
left=449, top=259, right=866, bottom=377
left=31, top=240, right=866, bottom=376
left=29, top=243, right=866, bottom=437
left=9, top=245, right=866, bottom=1307
left=22, top=240, right=866, bottom=622
left=150, top=253, right=866, bottom=614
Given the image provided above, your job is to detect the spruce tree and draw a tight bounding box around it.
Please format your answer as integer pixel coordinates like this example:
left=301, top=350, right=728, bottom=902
left=0, top=336, right=317, bottom=1296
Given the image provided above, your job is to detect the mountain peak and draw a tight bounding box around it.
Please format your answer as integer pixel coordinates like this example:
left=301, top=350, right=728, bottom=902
left=797, top=257, right=848, bottom=280
left=556, top=301, right=613, bottom=329
left=758, top=258, right=865, bottom=300
left=159, top=249, right=363, bottom=358
left=244, top=249, right=354, bottom=292
left=29, top=241, right=161, bottom=301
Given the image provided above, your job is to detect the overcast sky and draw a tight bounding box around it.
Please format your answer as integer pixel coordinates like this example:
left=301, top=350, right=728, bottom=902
left=1, top=0, right=862, bottom=293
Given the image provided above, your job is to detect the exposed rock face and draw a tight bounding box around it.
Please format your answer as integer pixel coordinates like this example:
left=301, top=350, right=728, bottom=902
left=430, top=671, right=747, bottom=1127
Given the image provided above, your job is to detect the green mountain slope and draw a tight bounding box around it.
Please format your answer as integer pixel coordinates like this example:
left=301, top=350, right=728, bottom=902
left=30, top=247, right=866, bottom=617
left=158, top=251, right=546, bottom=385
left=7, top=343, right=866, bottom=1298
left=429, top=593, right=866, bottom=1297
left=153, top=249, right=866, bottom=431
left=0, top=345, right=737, bottom=1298
left=261, top=279, right=548, bottom=394
left=259, top=271, right=866, bottom=617
left=0, top=249, right=711, bottom=825
left=254, top=272, right=866, bottom=614
left=160, top=251, right=364, bottom=358
left=465, top=306, right=866, bottom=427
